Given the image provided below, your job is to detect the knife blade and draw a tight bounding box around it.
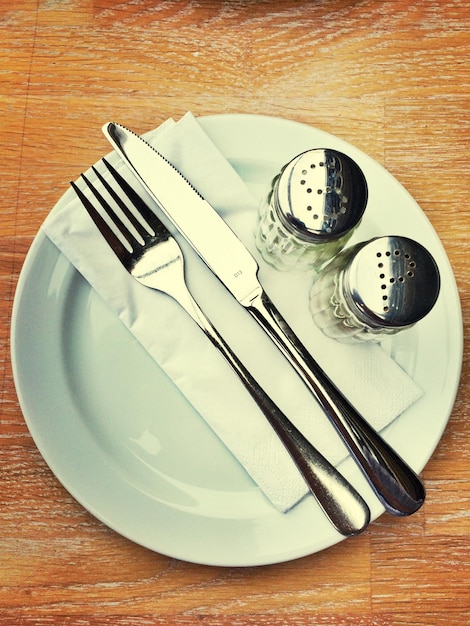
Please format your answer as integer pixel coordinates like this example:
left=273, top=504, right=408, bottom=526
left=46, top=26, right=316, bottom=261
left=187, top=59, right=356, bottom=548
left=103, top=121, right=426, bottom=517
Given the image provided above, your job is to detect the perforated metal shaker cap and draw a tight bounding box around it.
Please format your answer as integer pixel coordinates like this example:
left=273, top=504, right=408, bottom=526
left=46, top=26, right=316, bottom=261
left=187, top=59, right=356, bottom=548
left=274, top=148, right=368, bottom=242
left=343, top=236, right=441, bottom=329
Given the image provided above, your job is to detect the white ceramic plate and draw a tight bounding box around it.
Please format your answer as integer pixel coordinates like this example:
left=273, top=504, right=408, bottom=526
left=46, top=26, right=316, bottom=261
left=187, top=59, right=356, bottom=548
left=11, top=115, right=463, bottom=566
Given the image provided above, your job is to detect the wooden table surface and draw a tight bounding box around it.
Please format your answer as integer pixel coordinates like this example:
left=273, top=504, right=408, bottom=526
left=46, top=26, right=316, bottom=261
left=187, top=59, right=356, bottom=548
left=1, top=1, right=469, bottom=624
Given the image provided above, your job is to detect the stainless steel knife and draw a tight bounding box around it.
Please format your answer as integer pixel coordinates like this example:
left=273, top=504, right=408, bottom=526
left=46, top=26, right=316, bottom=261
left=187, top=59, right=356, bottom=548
left=103, top=121, right=426, bottom=516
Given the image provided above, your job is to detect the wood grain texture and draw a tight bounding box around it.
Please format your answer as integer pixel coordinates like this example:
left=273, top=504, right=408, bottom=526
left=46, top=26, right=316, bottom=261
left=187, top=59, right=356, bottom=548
left=1, top=1, right=469, bottom=624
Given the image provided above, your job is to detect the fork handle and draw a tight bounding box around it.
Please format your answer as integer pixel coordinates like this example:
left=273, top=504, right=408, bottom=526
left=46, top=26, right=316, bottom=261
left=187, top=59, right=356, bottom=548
left=247, top=290, right=425, bottom=516
left=173, top=288, right=370, bottom=537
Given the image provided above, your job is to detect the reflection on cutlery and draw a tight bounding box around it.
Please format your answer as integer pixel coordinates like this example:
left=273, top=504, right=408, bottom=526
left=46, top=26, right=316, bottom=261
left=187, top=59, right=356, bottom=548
left=103, top=121, right=426, bottom=517
left=70, top=159, right=371, bottom=537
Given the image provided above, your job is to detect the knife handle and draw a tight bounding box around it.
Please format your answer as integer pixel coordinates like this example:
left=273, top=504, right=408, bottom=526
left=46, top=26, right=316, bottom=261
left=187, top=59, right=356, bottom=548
left=175, top=287, right=370, bottom=536
left=247, top=290, right=425, bottom=516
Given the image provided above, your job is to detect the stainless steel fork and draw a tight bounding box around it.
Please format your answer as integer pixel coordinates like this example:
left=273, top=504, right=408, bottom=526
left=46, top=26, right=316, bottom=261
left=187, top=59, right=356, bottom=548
left=71, top=158, right=371, bottom=536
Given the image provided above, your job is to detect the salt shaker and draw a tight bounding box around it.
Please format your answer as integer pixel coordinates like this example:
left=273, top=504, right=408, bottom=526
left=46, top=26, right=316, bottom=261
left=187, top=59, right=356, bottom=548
left=255, top=148, right=368, bottom=271
left=309, top=235, right=441, bottom=343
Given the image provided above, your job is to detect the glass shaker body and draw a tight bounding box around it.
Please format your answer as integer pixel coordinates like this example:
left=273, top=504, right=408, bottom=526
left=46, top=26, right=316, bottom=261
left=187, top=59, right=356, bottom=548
left=309, top=236, right=441, bottom=343
left=255, top=149, right=368, bottom=272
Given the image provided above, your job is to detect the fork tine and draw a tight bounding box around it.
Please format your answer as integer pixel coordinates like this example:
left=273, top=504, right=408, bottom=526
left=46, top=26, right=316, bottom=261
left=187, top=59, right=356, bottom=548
left=80, top=172, right=140, bottom=251
left=92, top=163, right=151, bottom=241
left=101, top=158, right=163, bottom=233
left=71, top=180, right=129, bottom=258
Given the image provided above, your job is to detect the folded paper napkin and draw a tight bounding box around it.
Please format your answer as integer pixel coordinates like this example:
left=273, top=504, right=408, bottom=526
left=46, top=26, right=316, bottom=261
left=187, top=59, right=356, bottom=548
left=43, top=112, right=423, bottom=512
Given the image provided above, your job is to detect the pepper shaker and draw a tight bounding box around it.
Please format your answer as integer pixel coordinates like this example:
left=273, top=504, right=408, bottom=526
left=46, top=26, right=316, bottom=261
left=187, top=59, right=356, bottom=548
left=255, top=148, right=368, bottom=272
left=309, top=235, right=441, bottom=343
